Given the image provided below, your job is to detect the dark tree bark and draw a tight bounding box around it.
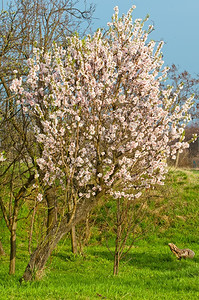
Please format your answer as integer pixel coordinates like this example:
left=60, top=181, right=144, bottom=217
left=9, top=224, right=17, bottom=275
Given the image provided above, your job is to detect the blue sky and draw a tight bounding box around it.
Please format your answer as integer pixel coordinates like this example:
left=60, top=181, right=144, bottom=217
left=89, top=0, right=199, bottom=75
left=1, top=0, right=198, bottom=75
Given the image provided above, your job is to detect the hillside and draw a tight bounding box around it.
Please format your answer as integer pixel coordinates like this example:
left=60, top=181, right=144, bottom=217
left=0, top=169, right=199, bottom=299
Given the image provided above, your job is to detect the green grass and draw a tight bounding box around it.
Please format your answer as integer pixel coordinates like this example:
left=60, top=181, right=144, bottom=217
left=1, top=242, right=199, bottom=299
left=0, top=169, right=199, bottom=299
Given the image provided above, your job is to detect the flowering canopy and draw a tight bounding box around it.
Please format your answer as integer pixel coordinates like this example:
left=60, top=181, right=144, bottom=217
left=11, top=6, right=193, bottom=202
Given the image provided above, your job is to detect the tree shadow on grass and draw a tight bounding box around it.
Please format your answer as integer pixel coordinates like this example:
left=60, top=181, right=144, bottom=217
left=52, top=245, right=199, bottom=275
left=89, top=249, right=198, bottom=272
left=53, top=252, right=82, bottom=262
left=127, top=252, right=189, bottom=271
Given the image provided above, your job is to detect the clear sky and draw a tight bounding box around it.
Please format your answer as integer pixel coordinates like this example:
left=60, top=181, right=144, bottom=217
left=1, top=0, right=198, bottom=75
left=89, top=0, right=199, bottom=75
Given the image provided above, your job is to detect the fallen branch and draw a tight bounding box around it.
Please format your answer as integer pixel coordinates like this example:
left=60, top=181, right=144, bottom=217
left=168, top=243, right=195, bottom=260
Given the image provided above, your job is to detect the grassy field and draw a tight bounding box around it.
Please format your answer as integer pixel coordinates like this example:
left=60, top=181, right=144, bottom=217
left=0, top=168, right=199, bottom=299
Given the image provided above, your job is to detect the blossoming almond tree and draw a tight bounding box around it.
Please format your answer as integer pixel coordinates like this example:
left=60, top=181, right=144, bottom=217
left=11, top=6, right=193, bottom=281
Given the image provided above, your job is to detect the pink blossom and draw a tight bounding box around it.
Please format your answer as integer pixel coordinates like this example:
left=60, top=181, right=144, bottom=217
left=0, top=153, right=6, bottom=162
left=10, top=5, right=193, bottom=203
left=37, top=193, right=43, bottom=202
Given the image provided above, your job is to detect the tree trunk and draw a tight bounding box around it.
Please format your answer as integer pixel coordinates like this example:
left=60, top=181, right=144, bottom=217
left=85, top=213, right=91, bottom=244
left=0, top=240, right=6, bottom=256
left=28, top=199, right=37, bottom=254
left=113, top=251, right=120, bottom=276
left=113, top=199, right=122, bottom=276
left=175, top=150, right=180, bottom=168
left=21, top=220, right=69, bottom=282
left=0, top=175, right=34, bottom=274
left=21, top=190, right=104, bottom=281
left=46, top=187, right=57, bottom=235
left=68, top=191, right=77, bottom=254
left=70, top=225, right=77, bottom=254
left=9, top=223, right=17, bottom=274
left=113, top=228, right=121, bottom=275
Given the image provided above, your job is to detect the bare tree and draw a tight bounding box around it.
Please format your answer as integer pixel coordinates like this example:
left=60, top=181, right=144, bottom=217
left=162, top=64, right=199, bottom=167
left=166, top=64, right=199, bottom=120
left=0, top=0, right=95, bottom=274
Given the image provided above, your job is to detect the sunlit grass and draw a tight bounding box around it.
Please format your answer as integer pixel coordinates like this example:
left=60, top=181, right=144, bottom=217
left=0, top=169, right=199, bottom=299
left=1, top=241, right=199, bottom=299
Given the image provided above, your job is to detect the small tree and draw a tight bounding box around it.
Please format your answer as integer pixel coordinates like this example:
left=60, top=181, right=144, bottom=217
left=166, top=64, right=199, bottom=121
left=11, top=6, right=194, bottom=281
left=112, top=196, right=150, bottom=275
left=0, top=0, right=95, bottom=274
left=99, top=178, right=179, bottom=275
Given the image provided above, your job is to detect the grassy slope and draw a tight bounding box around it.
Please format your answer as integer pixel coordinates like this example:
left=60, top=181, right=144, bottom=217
left=0, top=169, right=199, bottom=300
